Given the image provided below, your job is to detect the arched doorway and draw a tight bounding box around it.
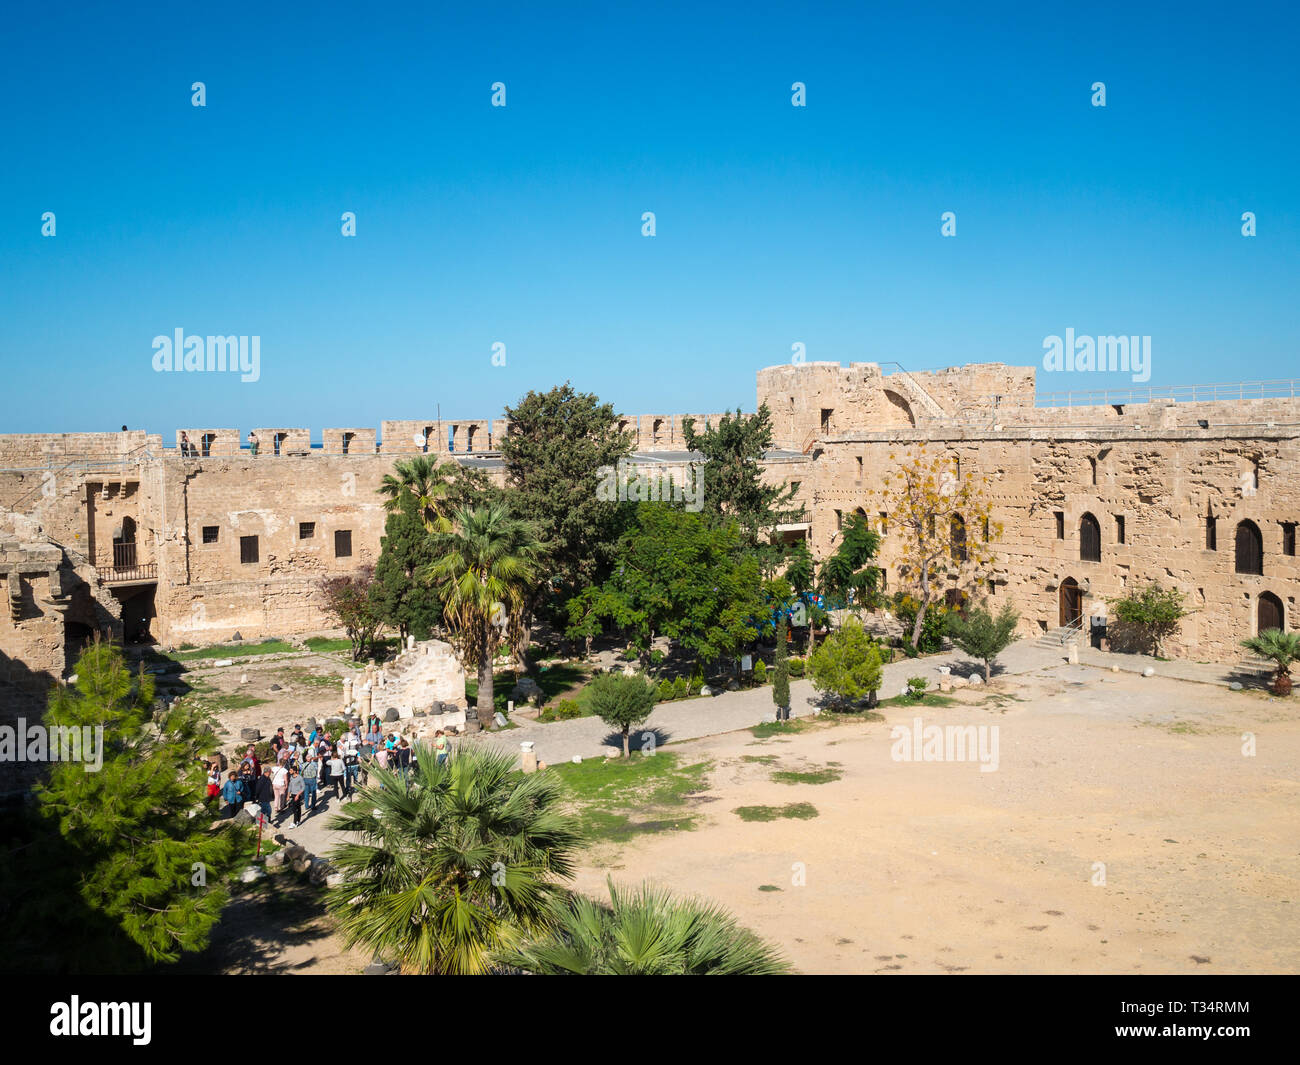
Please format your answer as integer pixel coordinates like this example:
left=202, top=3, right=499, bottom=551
left=1080, top=512, right=1101, bottom=562
left=1059, top=577, right=1082, bottom=628
left=1258, top=591, right=1284, bottom=634
left=1235, top=520, right=1263, bottom=575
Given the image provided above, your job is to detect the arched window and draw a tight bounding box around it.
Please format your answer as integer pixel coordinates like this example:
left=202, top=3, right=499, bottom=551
left=950, top=513, right=967, bottom=562
left=1235, top=520, right=1263, bottom=575
left=1080, top=512, right=1101, bottom=562
left=1257, top=591, right=1284, bottom=634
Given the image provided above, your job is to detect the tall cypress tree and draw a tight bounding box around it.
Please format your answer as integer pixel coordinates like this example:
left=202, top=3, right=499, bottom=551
left=773, top=612, right=791, bottom=721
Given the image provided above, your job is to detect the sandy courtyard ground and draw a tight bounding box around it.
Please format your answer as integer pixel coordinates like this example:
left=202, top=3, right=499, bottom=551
left=569, top=664, right=1300, bottom=975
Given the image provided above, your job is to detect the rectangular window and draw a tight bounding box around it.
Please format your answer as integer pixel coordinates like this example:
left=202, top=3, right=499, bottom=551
left=855, top=456, right=863, bottom=482
left=1283, top=522, right=1297, bottom=557
left=299, top=522, right=315, bottom=540
left=834, top=509, right=842, bottom=530
left=202, top=525, right=219, bottom=545
left=240, top=535, right=259, bottom=565
left=988, top=578, right=996, bottom=595
left=335, top=530, right=352, bottom=558
left=1206, top=514, right=1217, bottom=551
left=791, top=481, right=801, bottom=495
left=879, top=511, right=888, bottom=535
left=982, top=516, right=990, bottom=542
left=820, top=408, right=833, bottom=434
left=1115, top=515, right=1125, bottom=544
left=1054, top=512, right=1065, bottom=539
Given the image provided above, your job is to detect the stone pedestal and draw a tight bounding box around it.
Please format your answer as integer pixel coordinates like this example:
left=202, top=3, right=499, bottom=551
left=1067, top=644, right=1079, bottom=665
left=520, top=742, right=537, bottom=774
left=342, top=677, right=353, bottom=714
left=360, top=684, right=373, bottom=721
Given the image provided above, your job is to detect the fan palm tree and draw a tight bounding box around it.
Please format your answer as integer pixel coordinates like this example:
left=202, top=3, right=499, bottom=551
left=325, top=745, right=582, bottom=974
left=1240, top=628, right=1300, bottom=695
left=422, top=503, right=542, bottom=729
left=379, top=455, right=457, bottom=534
left=496, top=877, right=790, bottom=975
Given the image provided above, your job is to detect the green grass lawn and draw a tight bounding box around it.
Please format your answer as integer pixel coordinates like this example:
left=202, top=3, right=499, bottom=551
left=550, top=753, right=711, bottom=845
left=171, top=639, right=298, bottom=662
left=770, top=766, right=843, bottom=785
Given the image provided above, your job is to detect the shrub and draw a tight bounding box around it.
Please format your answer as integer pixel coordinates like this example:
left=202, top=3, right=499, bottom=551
left=788, top=657, right=806, bottom=678
left=753, top=660, right=768, bottom=684
left=657, top=679, right=676, bottom=702
left=623, top=646, right=639, bottom=661
left=688, top=668, right=704, bottom=695
left=1108, top=583, right=1188, bottom=657
left=649, top=648, right=666, bottom=667
left=808, top=621, right=884, bottom=710
left=672, top=676, right=689, bottom=700
left=906, top=676, right=928, bottom=699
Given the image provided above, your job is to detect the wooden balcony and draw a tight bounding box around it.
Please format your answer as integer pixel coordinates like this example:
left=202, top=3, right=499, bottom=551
left=97, top=543, right=157, bottom=584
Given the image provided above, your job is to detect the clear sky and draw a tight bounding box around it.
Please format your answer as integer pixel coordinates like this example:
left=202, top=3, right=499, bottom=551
left=1, top=1, right=1296, bottom=436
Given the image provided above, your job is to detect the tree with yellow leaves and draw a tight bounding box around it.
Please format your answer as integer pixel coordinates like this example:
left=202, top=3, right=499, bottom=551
left=882, top=447, right=1002, bottom=650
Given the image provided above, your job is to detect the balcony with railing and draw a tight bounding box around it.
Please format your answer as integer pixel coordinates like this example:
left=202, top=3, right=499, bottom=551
left=96, top=542, right=157, bottom=584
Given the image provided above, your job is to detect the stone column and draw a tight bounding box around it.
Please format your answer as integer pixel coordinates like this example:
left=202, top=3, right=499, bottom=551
left=342, top=677, right=353, bottom=713
left=520, top=741, right=537, bottom=774
left=360, top=683, right=373, bottom=722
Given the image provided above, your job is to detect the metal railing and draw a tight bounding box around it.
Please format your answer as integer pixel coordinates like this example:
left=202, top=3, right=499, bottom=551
left=1061, top=615, right=1085, bottom=646
left=1033, top=379, right=1300, bottom=409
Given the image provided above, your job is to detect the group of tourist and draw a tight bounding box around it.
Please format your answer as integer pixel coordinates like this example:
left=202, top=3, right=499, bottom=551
left=205, top=718, right=456, bottom=828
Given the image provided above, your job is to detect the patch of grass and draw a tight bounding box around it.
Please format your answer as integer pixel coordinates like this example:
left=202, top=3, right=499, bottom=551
left=771, top=766, right=843, bottom=786
left=192, top=693, right=270, bottom=713
left=877, top=692, right=958, bottom=709
left=749, top=719, right=812, bottom=739
left=741, top=754, right=778, bottom=764
left=275, top=668, right=341, bottom=689
left=734, top=802, right=819, bottom=822
left=758, top=884, right=782, bottom=892
left=550, top=753, right=711, bottom=845
left=174, top=639, right=298, bottom=662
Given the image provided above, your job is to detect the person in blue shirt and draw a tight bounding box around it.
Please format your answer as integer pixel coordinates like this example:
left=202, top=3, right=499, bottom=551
left=220, top=772, right=243, bottom=818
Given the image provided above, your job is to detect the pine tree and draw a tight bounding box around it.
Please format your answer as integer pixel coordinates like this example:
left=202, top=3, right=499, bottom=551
left=372, top=493, right=442, bottom=641
left=26, top=639, right=244, bottom=969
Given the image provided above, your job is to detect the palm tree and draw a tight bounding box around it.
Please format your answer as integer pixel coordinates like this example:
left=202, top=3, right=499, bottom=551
left=496, top=877, right=790, bottom=975
left=378, top=456, right=456, bottom=534
left=422, top=503, right=542, bottom=729
left=325, top=745, right=583, bottom=974
left=1240, top=628, right=1300, bottom=695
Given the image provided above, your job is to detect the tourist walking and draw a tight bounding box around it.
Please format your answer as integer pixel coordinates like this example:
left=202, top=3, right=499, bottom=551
left=287, top=768, right=305, bottom=827
left=272, top=762, right=289, bottom=816
left=328, top=749, right=346, bottom=799
left=248, top=430, right=259, bottom=457
left=220, top=772, right=242, bottom=818
left=301, top=754, right=320, bottom=812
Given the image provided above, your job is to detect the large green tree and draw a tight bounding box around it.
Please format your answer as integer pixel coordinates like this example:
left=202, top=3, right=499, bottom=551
left=20, top=641, right=243, bottom=969
left=499, top=384, right=634, bottom=620
left=567, top=504, right=764, bottom=672
left=681, top=404, right=802, bottom=563
left=586, top=672, right=658, bottom=757
left=371, top=493, right=442, bottom=642
left=327, top=745, right=582, bottom=974
left=423, top=503, right=543, bottom=729
left=946, top=602, right=1021, bottom=681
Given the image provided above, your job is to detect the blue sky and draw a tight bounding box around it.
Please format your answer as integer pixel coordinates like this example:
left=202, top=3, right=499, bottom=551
left=1, top=1, right=1296, bottom=436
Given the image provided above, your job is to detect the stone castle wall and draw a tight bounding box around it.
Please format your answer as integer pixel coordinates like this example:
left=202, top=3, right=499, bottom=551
left=2, top=373, right=1298, bottom=717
